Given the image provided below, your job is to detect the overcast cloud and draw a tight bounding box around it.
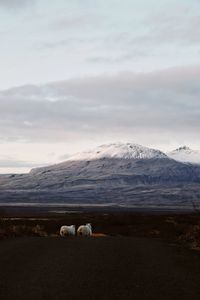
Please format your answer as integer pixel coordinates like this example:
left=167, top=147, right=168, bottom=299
left=0, top=0, right=200, bottom=173
left=0, top=0, right=35, bottom=9
left=0, top=65, right=200, bottom=146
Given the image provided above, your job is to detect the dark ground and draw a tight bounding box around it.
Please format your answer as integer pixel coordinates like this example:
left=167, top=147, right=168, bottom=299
left=0, top=236, right=200, bottom=300
left=0, top=208, right=200, bottom=299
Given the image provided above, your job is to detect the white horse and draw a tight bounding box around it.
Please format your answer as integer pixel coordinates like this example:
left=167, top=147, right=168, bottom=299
left=77, top=223, right=92, bottom=236
left=60, top=225, right=76, bottom=236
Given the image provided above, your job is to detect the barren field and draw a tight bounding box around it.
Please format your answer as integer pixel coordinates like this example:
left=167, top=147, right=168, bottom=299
left=0, top=209, right=200, bottom=299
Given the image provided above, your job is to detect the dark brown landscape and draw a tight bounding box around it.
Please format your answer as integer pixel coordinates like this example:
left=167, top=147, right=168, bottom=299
left=0, top=207, right=200, bottom=300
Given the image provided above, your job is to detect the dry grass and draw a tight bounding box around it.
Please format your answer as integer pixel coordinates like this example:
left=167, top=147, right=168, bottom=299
left=92, top=233, right=107, bottom=237
left=1, top=212, right=200, bottom=250
left=179, top=224, right=200, bottom=250
left=0, top=224, right=48, bottom=238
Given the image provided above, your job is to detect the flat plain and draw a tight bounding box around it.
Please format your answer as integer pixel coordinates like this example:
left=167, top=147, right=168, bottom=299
left=0, top=210, right=200, bottom=300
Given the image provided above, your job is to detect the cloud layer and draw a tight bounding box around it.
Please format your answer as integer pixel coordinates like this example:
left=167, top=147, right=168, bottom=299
left=0, top=65, right=200, bottom=148
left=0, top=0, right=34, bottom=8
left=1, top=0, right=200, bottom=89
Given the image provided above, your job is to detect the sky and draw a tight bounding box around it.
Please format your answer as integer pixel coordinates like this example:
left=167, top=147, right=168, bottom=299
left=0, top=0, right=200, bottom=173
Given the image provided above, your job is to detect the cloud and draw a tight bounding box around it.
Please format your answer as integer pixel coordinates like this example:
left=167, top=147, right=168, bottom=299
left=0, top=65, right=200, bottom=146
left=54, top=16, right=91, bottom=30
left=0, top=0, right=35, bottom=9
left=39, top=37, right=95, bottom=50
left=51, top=14, right=102, bottom=31
left=0, top=155, right=40, bottom=168
left=32, top=1, right=200, bottom=74
left=87, top=53, right=136, bottom=64
left=133, top=14, right=200, bottom=46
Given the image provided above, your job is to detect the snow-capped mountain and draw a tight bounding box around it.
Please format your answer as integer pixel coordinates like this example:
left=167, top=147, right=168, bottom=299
left=0, top=142, right=200, bottom=209
left=168, top=146, right=200, bottom=164
left=66, top=142, right=167, bottom=161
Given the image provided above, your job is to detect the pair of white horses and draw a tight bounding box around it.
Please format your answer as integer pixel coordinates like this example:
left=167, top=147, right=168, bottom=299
left=60, top=223, right=92, bottom=237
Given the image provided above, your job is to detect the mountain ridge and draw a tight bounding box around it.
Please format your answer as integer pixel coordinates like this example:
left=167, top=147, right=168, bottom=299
left=65, top=142, right=168, bottom=162
left=0, top=142, right=200, bottom=209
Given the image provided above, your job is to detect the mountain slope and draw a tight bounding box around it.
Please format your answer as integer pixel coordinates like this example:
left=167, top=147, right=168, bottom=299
left=0, top=142, right=200, bottom=209
left=168, top=146, right=200, bottom=164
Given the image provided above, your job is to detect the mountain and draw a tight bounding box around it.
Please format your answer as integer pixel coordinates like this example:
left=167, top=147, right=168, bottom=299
left=168, top=146, right=200, bottom=164
left=0, top=142, right=200, bottom=210
left=66, top=142, right=167, bottom=161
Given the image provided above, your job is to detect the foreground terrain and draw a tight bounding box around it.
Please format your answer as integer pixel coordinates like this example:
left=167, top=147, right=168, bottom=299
left=0, top=236, right=200, bottom=300
left=0, top=210, right=200, bottom=299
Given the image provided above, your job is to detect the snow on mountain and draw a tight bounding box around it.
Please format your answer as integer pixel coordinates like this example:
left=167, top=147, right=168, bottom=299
left=168, top=146, right=200, bottom=164
left=1, top=142, right=200, bottom=208
left=66, top=142, right=168, bottom=161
